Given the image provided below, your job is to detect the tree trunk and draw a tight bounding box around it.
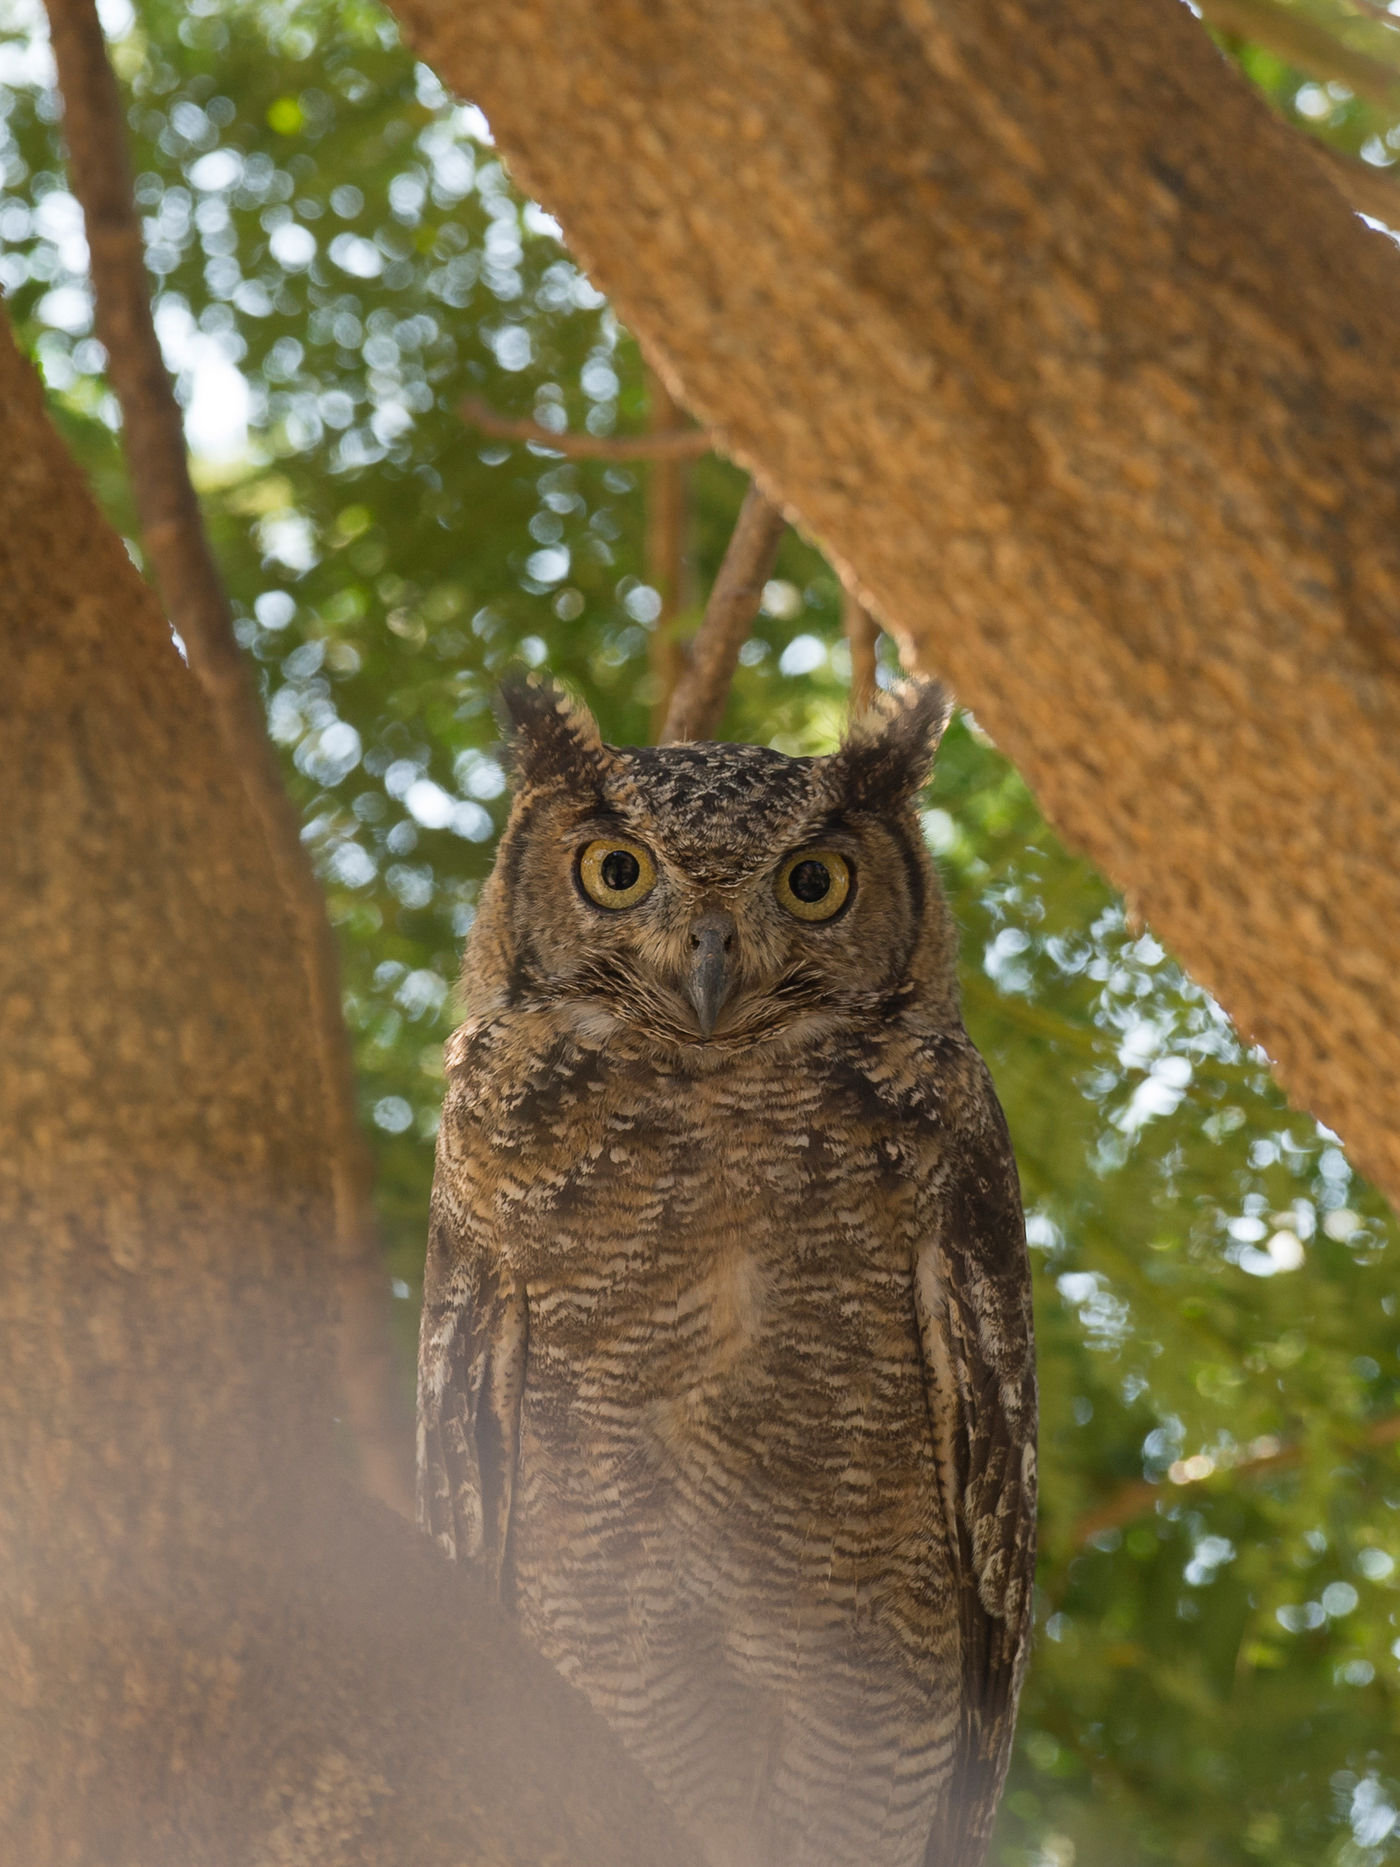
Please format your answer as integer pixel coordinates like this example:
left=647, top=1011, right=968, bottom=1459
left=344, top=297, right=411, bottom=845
left=0, top=317, right=697, bottom=1865
left=391, top=0, right=1400, bottom=1211
left=44, top=0, right=414, bottom=1519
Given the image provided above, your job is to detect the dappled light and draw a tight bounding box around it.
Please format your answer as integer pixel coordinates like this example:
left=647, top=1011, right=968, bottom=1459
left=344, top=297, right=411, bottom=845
left=2, top=0, right=1399, bottom=1859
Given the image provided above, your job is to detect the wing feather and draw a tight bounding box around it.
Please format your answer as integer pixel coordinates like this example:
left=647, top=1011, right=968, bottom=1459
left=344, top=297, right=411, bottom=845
left=912, top=1054, right=1037, bottom=1867
left=416, top=1158, right=526, bottom=1595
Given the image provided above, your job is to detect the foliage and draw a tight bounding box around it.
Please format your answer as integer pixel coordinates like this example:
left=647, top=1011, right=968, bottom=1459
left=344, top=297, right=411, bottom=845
left=1, top=0, right=1398, bottom=1859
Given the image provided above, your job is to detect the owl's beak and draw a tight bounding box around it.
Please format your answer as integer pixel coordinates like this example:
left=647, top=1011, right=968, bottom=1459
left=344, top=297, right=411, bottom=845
left=685, top=910, right=738, bottom=1039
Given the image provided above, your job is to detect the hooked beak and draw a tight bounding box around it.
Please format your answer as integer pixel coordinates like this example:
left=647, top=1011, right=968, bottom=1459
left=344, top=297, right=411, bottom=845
left=684, top=910, right=738, bottom=1039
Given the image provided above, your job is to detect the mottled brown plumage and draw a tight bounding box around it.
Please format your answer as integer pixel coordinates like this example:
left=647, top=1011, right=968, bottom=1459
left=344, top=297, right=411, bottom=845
left=417, top=677, right=1036, bottom=1867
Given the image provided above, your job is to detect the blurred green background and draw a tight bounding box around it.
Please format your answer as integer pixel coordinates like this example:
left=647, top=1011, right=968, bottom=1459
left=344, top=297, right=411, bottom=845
left=2, top=0, right=1398, bottom=1857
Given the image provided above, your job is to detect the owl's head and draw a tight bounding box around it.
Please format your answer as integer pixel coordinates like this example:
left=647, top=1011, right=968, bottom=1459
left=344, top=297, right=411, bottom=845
left=464, top=675, right=959, bottom=1051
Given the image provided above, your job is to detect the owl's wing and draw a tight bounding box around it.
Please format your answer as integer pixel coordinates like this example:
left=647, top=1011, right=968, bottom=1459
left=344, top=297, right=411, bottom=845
left=911, top=1049, right=1037, bottom=1867
left=416, top=1144, right=525, bottom=1591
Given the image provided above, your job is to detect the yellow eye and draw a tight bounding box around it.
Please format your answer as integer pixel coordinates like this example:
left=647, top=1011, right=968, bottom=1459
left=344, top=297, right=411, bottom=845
left=775, top=849, right=852, bottom=922
left=578, top=838, right=657, bottom=909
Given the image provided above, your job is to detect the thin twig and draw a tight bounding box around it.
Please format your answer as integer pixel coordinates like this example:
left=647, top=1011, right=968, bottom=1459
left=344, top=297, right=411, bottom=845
left=644, top=365, right=693, bottom=739
left=1072, top=1413, right=1400, bottom=1548
left=461, top=394, right=712, bottom=461
left=843, top=590, right=880, bottom=718
left=660, top=482, right=787, bottom=743
left=46, top=0, right=413, bottom=1518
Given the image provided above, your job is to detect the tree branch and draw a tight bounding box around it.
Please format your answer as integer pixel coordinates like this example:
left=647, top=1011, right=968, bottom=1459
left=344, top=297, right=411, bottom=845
left=1199, top=0, right=1400, bottom=108
left=1306, top=138, right=1400, bottom=226
left=843, top=590, right=880, bottom=717
left=644, top=365, right=693, bottom=738
left=0, top=301, right=701, bottom=1867
left=404, top=0, right=1400, bottom=1205
left=45, top=0, right=412, bottom=1518
left=1073, top=1413, right=1400, bottom=1547
left=460, top=394, right=713, bottom=460
left=660, top=482, right=786, bottom=743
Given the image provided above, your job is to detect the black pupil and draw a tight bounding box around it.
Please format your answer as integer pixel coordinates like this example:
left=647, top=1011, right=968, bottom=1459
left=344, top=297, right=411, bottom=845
left=601, top=849, right=641, bottom=893
left=789, top=859, right=831, bottom=903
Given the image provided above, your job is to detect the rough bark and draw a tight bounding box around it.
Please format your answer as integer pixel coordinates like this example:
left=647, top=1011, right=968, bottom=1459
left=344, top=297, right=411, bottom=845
left=0, top=315, right=697, bottom=1865
left=45, top=0, right=413, bottom=1517
left=391, top=0, right=1400, bottom=1210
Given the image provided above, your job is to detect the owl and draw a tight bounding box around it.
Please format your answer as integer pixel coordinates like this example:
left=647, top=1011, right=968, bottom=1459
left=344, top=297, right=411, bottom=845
left=417, top=675, right=1036, bottom=1867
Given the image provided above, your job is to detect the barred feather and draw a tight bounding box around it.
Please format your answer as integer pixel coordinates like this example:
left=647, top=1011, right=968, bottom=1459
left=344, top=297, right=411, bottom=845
left=417, top=692, right=1035, bottom=1867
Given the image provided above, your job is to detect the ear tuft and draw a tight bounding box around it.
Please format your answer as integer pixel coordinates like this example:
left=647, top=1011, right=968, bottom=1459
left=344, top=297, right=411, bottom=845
left=828, top=678, right=953, bottom=809
left=495, top=671, right=608, bottom=792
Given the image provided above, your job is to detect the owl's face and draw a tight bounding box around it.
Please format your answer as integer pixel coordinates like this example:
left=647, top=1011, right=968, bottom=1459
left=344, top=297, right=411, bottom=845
left=467, top=677, right=957, bottom=1051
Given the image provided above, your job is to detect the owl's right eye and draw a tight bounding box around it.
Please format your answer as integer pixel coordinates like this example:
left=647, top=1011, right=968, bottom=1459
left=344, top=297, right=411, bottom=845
left=578, top=838, right=658, bottom=909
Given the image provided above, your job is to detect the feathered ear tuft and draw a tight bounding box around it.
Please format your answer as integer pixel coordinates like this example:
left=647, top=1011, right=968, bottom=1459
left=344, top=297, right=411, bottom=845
left=828, top=678, right=953, bottom=809
left=495, top=670, right=609, bottom=792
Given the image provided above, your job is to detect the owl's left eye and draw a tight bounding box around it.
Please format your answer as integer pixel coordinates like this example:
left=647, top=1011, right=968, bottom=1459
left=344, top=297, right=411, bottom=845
left=775, top=848, right=852, bottom=922
left=578, top=838, right=657, bottom=909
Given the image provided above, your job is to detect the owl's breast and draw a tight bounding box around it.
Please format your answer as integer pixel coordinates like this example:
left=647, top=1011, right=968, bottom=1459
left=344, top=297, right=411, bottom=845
left=491, top=1044, right=945, bottom=1582
left=500, top=1054, right=912, bottom=1378
left=467, top=1034, right=961, bottom=1867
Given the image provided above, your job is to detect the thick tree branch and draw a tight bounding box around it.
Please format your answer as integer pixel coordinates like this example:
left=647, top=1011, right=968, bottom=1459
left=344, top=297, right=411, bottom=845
left=660, top=481, right=786, bottom=742
left=1306, top=138, right=1400, bottom=225
left=1072, top=1414, right=1400, bottom=1547
left=393, top=0, right=1400, bottom=1209
left=45, top=0, right=411, bottom=1517
left=0, top=305, right=699, bottom=1867
left=461, top=393, right=712, bottom=460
